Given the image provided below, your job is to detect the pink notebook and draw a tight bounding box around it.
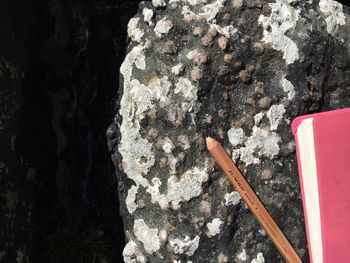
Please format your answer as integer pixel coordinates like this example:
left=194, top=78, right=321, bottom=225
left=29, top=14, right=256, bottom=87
left=292, top=108, right=350, bottom=263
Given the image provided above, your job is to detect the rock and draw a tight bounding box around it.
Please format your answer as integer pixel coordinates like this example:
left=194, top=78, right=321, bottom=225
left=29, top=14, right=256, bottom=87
left=257, top=96, right=272, bottom=110
left=110, top=0, right=350, bottom=262
left=163, top=40, right=176, bottom=54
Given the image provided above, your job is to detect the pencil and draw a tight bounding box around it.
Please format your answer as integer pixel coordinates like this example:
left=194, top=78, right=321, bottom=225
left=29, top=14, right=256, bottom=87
left=206, top=137, right=301, bottom=263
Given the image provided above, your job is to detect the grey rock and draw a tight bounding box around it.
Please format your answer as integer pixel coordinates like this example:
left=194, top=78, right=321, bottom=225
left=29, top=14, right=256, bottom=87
left=109, top=0, right=350, bottom=262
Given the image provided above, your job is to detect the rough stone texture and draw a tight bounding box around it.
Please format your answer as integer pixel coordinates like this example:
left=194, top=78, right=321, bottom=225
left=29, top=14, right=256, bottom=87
left=108, top=0, right=350, bottom=262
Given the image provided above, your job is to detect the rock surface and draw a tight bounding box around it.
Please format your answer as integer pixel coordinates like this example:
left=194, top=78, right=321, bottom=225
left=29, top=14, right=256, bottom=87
left=108, top=0, right=350, bottom=262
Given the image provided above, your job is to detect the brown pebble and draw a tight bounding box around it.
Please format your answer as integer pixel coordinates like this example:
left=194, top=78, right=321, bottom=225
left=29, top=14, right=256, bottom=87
left=238, top=69, right=252, bottom=84
left=218, top=66, right=230, bottom=77
left=218, top=36, right=229, bottom=50
left=246, top=97, right=256, bottom=107
left=201, top=35, right=214, bottom=47
left=199, top=200, right=211, bottom=215
left=233, top=61, right=243, bottom=71
left=224, top=54, right=233, bottom=63
left=191, top=67, right=203, bottom=81
left=204, top=114, right=213, bottom=124
left=163, top=40, right=176, bottom=54
left=232, top=0, right=243, bottom=9
left=253, top=0, right=263, bottom=9
left=208, top=27, right=218, bottom=37
left=147, top=128, right=158, bottom=140
left=222, top=13, right=231, bottom=22
left=255, top=82, right=264, bottom=94
left=192, top=27, right=203, bottom=36
left=252, top=42, right=265, bottom=56
left=261, top=169, right=273, bottom=180
left=247, top=65, right=255, bottom=73
left=195, top=133, right=206, bottom=150
left=159, top=157, right=168, bottom=168
left=257, top=96, right=272, bottom=110
left=218, top=109, right=226, bottom=118
left=201, top=27, right=218, bottom=47
left=193, top=53, right=209, bottom=65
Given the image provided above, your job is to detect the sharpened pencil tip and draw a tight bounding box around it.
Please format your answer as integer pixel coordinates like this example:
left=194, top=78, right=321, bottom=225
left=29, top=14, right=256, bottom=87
left=206, top=137, right=218, bottom=151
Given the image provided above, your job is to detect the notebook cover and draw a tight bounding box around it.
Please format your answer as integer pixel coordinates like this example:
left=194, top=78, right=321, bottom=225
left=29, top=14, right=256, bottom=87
left=292, top=108, right=350, bottom=263
left=313, top=109, right=350, bottom=262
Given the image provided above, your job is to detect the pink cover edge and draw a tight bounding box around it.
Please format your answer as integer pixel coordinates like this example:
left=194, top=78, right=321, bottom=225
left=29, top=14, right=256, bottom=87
left=293, top=133, right=314, bottom=263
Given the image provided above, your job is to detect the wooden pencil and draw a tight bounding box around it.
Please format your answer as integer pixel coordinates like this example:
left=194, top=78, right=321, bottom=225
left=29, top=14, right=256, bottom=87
left=206, top=137, right=301, bottom=263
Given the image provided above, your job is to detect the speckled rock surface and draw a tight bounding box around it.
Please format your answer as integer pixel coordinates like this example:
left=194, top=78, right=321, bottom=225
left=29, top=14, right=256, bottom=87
left=108, top=0, right=350, bottom=262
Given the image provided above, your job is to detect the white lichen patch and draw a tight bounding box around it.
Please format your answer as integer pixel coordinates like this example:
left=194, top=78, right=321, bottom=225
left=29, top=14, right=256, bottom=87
left=211, top=24, right=237, bottom=38
left=236, top=249, right=247, bottom=261
left=258, top=0, right=300, bottom=64
left=282, top=76, right=295, bottom=101
left=134, top=219, right=161, bottom=254
left=120, top=44, right=178, bottom=214
left=231, top=126, right=281, bottom=166
left=171, top=63, right=185, bottom=76
left=200, top=0, right=226, bottom=23
left=174, top=77, right=198, bottom=112
left=154, top=18, right=174, bottom=38
left=251, top=252, right=265, bottom=263
left=162, top=137, right=175, bottom=153
left=254, top=112, right=265, bottom=126
left=319, top=0, right=346, bottom=35
left=152, top=0, right=166, bottom=7
left=126, top=185, right=140, bottom=214
left=224, top=191, right=241, bottom=206
left=206, top=218, right=223, bottom=237
left=127, top=17, right=145, bottom=43
left=167, top=167, right=208, bottom=209
left=169, top=235, right=200, bottom=256
left=142, top=8, right=154, bottom=25
left=227, top=127, right=246, bottom=147
left=266, top=104, right=286, bottom=130
left=123, top=240, right=147, bottom=263
left=120, top=44, right=146, bottom=81
left=147, top=177, right=169, bottom=209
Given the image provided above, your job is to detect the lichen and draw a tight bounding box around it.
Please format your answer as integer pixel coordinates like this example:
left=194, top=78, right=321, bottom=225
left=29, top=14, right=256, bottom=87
left=224, top=191, right=241, bottom=206
left=282, top=76, right=295, bottom=101
left=251, top=252, right=265, bottom=263
left=154, top=17, right=174, bottom=38
left=142, top=8, right=154, bottom=25
left=200, top=0, right=226, bottom=23
left=258, top=0, right=300, bottom=64
left=126, top=185, right=140, bottom=214
left=206, top=218, right=223, bottom=237
left=152, top=0, right=166, bottom=8
left=319, top=0, right=346, bottom=35
left=169, top=235, right=200, bottom=256
left=211, top=24, right=237, bottom=38
left=266, top=104, right=286, bottom=131
left=229, top=126, right=281, bottom=166
left=236, top=249, right=247, bottom=261
left=128, top=17, right=145, bottom=43
left=134, top=219, right=161, bottom=254
left=227, top=127, right=245, bottom=147
left=123, top=240, right=147, bottom=263
left=167, top=167, right=208, bottom=209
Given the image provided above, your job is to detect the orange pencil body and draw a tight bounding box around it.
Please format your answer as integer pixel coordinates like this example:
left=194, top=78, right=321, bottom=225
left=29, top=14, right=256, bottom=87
left=206, top=137, right=301, bottom=263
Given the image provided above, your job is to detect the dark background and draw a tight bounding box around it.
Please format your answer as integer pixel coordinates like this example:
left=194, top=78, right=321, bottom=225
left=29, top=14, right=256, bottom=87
left=0, top=0, right=140, bottom=262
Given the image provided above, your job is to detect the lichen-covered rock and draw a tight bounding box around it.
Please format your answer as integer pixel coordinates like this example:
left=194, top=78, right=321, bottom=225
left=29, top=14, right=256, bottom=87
left=108, top=0, right=350, bottom=262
